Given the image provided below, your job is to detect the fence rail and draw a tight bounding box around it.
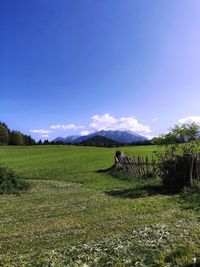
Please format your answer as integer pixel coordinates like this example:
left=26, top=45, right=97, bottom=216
left=115, top=151, right=200, bottom=183
left=115, top=151, right=157, bottom=177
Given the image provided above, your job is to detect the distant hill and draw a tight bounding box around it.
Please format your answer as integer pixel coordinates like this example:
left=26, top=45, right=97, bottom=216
left=79, top=135, right=121, bottom=147
left=53, top=130, right=148, bottom=144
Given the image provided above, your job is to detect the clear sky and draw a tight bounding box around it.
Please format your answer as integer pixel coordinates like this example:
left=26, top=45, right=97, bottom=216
left=1, top=0, right=200, bottom=140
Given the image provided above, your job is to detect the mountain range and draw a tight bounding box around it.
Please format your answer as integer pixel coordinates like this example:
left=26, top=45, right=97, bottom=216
left=79, top=135, right=122, bottom=147
left=52, top=130, right=147, bottom=144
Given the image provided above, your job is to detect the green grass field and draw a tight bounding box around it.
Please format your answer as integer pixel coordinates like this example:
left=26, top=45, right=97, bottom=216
left=0, top=145, right=199, bottom=266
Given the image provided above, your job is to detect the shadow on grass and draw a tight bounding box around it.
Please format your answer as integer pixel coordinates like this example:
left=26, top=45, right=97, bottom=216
left=96, top=168, right=151, bottom=182
left=99, top=168, right=200, bottom=206
left=98, top=168, right=168, bottom=199
left=105, top=184, right=169, bottom=199
left=96, top=166, right=115, bottom=173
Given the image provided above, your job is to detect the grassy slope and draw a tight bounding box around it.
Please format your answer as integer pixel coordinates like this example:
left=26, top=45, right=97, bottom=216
left=0, top=145, right=199, bottom=266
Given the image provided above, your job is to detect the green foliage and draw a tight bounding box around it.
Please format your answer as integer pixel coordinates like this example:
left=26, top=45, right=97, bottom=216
left=9, top=131, right=24, bottom=145
left=182, top=139, right=200, bottom=155
left=157, top=142, right=200, bottom=193
left=158, top=154, right=190, bottom=193
left=171, top=123, right=200, bottom=142
left=152, top=123, right=200, bottom=145
left=0, top=124, right=9, bottom=145
left=0, top=165, right=29, bottom=194
left=152, top=124, right=200, bottom=193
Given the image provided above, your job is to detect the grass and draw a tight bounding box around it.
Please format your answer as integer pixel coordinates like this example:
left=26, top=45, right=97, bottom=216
left=0, top=145, right=199, bottom=266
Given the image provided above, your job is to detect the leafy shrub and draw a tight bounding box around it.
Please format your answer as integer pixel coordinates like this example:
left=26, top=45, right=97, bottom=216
left=0, top=165, right=29, bottom=194
left=158, top=155, right=190, bottom=193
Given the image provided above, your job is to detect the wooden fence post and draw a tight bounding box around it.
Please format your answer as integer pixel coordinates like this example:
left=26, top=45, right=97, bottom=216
left=188, top=153, right=194, bottom=187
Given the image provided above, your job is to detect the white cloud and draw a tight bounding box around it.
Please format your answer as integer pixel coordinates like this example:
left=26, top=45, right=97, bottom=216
left=178, top=116, right=200, bottom=125
left=50, top=124, right=84, bottom=130
left=30, top=129, right=52, bottom=134
left=41, top=134, right=49, bottom=138
left=89, top=113, right=150, bottom=133
left=80, top=130, right=91, bottom=136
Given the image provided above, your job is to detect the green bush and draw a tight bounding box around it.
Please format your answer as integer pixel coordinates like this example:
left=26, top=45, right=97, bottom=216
left=158, top=155, right=190, bottom=193
left=0, top=166, right=30, bottom=194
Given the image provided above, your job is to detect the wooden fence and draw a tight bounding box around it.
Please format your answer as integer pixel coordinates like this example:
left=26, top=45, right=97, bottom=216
left=115, top=151, right=157, bottom=177
left=115, top=151, right=200, bottom=183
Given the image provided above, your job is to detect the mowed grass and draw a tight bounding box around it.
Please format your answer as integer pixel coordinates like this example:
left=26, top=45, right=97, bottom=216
left=0, top=145, right=159, bottom=184
left=0, top=145, right=199, bottom=266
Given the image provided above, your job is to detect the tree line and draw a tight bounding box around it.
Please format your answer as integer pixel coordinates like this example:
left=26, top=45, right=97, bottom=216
left=0, top=122, right=36, bottom=146
left=0, top=121, right=68, bottom=146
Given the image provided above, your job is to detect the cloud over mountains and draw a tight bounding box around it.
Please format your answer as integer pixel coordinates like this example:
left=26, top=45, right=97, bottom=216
left=30, top=113, right=151, bottom=138
left=89, top=113, right=150, bottom=133
left=30, top=114, right=200, bottom=139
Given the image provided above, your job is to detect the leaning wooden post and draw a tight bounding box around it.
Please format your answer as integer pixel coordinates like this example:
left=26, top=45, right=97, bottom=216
left=115, top=151, right=124, bottom=170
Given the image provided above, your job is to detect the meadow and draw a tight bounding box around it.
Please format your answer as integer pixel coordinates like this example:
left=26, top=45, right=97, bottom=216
left=0, top=145, right=199, bottom=266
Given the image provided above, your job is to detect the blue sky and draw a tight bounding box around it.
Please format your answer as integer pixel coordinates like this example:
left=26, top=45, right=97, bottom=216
left=1, top=0, right=200, bottom=140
